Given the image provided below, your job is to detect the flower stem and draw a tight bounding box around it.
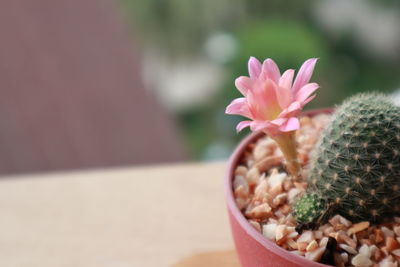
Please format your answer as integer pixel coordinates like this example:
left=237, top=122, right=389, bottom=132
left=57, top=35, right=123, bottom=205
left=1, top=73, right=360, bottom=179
left=270, top=131, right=300, bottom=178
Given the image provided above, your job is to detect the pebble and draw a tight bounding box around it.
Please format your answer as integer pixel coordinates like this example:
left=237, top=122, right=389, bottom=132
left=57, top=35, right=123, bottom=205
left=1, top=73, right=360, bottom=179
left=287, top=188, right=301, bottom=204
left=267, top=170, right=286, bottom=189
left=394, top=226, right=400, bottom=237
left=359, top=244, right=371, bottom=258
left=305, top=247, right=326, bottom=262
left=382, top=227, right=395, bottom=238
left=306, top=240, right=319, bottom=252
left=348, top=221, right=370, bottom=235
left=391, top=249, right=400, bottom=257
left=246, top=167, right=260, bottom=186
left=246, top=203, right=272, bottom=219
left=272, top=193, right=287, bottom=208
left=352, top=253, right=373, bottom=266
left=339, top=244, right=358, bottom=254
left=275, top=225, right=288, bottom=242
left=297, top=231, right=314, bottom=243
left=262, top=223, right=277, bottom=241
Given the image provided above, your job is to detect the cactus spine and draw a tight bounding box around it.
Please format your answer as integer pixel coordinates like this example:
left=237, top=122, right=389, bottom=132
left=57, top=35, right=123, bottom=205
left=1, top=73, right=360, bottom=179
left=294, top=93, right=400, bottom=224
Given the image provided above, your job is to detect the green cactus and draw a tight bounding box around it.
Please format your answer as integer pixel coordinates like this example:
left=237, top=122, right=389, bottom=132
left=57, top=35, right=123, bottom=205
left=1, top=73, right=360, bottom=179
left=294, top=93, right=400, bottom=224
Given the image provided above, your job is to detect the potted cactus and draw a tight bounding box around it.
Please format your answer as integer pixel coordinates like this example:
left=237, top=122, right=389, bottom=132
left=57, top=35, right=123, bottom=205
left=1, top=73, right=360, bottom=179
left=225, top=57, right=400, bottom=266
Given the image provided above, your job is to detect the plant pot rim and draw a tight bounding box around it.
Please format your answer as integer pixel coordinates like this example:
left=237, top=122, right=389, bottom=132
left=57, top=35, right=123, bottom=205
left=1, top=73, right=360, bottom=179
left=224, top=108, right=333, bottom=267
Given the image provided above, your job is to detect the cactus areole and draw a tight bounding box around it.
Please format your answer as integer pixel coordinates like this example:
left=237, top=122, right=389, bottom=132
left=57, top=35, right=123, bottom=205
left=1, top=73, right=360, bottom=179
left=294, top=93, right=400, bottom=225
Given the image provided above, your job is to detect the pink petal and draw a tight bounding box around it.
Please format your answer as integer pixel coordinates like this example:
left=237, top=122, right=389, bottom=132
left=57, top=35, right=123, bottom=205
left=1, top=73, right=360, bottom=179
left=270, top=118, right=287, bottom=126
left=292, top=58, right=318, bottom=95
left=302, top=94, right=316, bottom=106
left=248, top=57, right=262, bottom=79
left=276, top=85, right=293, bottom=110
left=279, top=101, right=301, bottom=118
left=279, top=69, right=295, bottom=90
left=251, top=121, right=281, bottom=136
left=250, top=121, right=272, bottom=132
left=246, top=79, right=280, bottom=120
left=262, top=58, right=281, bottom=83
left=225, top=98, right=252, bottom=118
left=236, top=120, right=252, bottom=132
left=235, top=76, right=253, bottom=96
left=279, top=117, right=300, bottom=132
left=295, top=83, right=319, bottom=103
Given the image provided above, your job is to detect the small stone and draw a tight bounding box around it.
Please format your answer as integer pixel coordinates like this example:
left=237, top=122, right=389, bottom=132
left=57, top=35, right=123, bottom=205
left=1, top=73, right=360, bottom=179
left=338, top=230, right=357, bottom=248
left=293, top=182, right=307, bottom=190
left=351, top=253, right=373, bottom=266
left=253, top=139, right=275, bottom=162
left=360, top=239, right=373, bottom=246
left=234, top=165, right=247, bottom=177
left=314, top=230, right=323, bottom=239
left=393, top=226, right=400, bottom=237
left=287, top=238, right=298, bottom=250
left=275, top=225, right=287, bottom=242
left=373, top=248, right=383, bottom=262
left=255, top=156, right=282, bottom=173
left=381, top=227, right=395, bottom=238
left=348, top=221, right=370, bottom=235
left=253, top=178, right=269, bottom=201
left=262, top=223, right=277, bottom=241
left=287, top=188, right=301, bottom=204
left=339, top=244, right=357, bottom=254
left=381, top=247, right=390, bottom=256
left=391, top=249, right=400, bottom=257
left=305, top=247, right=325, bottom=262
left=386, top=237, right=400, bottom=251
left=378, top=256, right=397, bottom=267
left=375, top=228, right=385, bottom=244
left=319, top=237, right=329, bottom=248
left=267, top=170, right=286, bottom=188
left=306, top=240, right=318, bottom=252
left=287, top=231, right=299, bottom=239
left=297, top=242, right=308, bottom=251
left=280, top=204, right=291, bottom=215
left=297, top=230, right=314, bottom=243
left=323, top=226, right=335, bottom=235
left=283, top=180, right=293, bottom=191
left=272, top=193, right=287, bottom=208
left=246, top=167, right=260, bottom=187
left=233, top=175, right=248, bottom=194
left=246, top=203, right=272, bottom=219
left=234, top=185, right=249, bottom=199
left=359, top=244, right=371, bottom=258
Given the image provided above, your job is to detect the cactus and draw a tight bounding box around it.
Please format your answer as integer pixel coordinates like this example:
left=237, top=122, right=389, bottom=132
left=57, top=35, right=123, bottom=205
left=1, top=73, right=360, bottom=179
left=294, top=93, right=400, bottom=224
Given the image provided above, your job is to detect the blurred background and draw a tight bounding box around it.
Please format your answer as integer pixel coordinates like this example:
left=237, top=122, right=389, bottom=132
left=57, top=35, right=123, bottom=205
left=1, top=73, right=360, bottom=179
left=0, top=0, right=399, bottom=174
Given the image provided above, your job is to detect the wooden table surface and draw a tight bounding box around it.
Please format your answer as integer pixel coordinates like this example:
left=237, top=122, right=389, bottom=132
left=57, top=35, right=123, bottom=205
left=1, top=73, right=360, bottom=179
left=0, top=162, right=240, bottom=267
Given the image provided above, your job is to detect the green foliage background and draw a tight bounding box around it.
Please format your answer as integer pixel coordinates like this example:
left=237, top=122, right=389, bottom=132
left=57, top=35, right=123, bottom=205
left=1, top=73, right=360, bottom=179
left=121, top=0, right=400, bottom=160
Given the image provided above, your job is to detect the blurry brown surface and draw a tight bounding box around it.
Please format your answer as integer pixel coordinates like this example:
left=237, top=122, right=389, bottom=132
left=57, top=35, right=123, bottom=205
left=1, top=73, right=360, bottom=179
left=0, top=161, right=236, bottom=266
left=0, top=0, right=185, bottom=174
left=172, top=250, right=240, bottom=267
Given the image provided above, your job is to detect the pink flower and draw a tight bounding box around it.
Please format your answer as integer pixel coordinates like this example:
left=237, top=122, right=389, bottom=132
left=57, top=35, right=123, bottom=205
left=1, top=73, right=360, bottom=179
left=226, top=57, right=319, bottom=136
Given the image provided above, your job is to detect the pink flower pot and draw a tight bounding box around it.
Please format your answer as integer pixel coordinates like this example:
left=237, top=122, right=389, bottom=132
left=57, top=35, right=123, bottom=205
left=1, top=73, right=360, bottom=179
left=225, top=109, right=333, bottom=267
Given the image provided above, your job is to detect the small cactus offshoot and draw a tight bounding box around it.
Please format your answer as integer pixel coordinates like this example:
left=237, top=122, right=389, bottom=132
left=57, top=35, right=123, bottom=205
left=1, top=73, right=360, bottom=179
left=294, top=93, right=400, bottom=225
